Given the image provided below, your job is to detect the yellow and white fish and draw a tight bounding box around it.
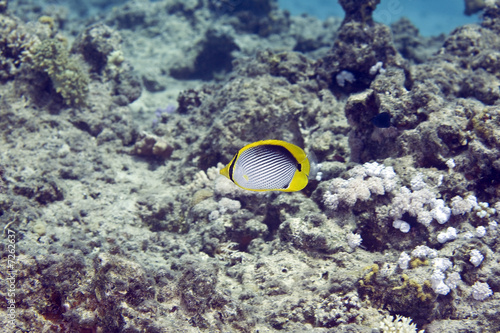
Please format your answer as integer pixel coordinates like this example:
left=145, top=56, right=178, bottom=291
left=220, top=140, right=310, bottom=192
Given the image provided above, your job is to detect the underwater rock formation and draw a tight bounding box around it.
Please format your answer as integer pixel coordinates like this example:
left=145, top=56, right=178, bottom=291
left=1, top=0, right=500, bottom=332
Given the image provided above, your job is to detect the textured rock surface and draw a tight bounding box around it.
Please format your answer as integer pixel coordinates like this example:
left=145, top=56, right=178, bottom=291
left=1, top=0, right=500, bottom=332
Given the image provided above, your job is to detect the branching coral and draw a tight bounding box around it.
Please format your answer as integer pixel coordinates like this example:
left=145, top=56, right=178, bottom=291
left=323, top=162, right=397, bottom=209
left=379, top=314, right=424, bottom=333
left=31, top=38, right=89, bottom=106
left=0, top=14, right=40, bottom=80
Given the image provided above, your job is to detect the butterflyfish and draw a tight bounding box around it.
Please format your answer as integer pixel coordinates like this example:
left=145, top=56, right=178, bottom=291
left=220, top=140, right=310, bottom=192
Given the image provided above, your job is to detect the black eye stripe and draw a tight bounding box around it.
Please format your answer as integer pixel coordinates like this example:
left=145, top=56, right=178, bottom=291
left=228, top=152, right=238, bottom=183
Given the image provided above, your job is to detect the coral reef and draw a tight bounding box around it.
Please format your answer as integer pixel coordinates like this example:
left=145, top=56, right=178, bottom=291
left=1, top=0, right=500, bottom=332
left=71, top=23, right=141, bottom=105
left=379, top=314, right=423, bottom=333
left=31, top=38, right=89, bottom=106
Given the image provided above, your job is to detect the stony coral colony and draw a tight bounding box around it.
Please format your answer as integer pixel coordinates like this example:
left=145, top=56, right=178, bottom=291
left=1, top=0, right=500, bottom=332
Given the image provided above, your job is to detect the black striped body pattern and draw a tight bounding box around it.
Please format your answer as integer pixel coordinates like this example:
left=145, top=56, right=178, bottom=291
left=232, top=145, right=298, bottom=190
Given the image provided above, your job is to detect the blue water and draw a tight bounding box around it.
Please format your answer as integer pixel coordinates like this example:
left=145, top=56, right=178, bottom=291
left=278, top=0, right=480, bottom=36
left=26, top=0, right=480, bottom=37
